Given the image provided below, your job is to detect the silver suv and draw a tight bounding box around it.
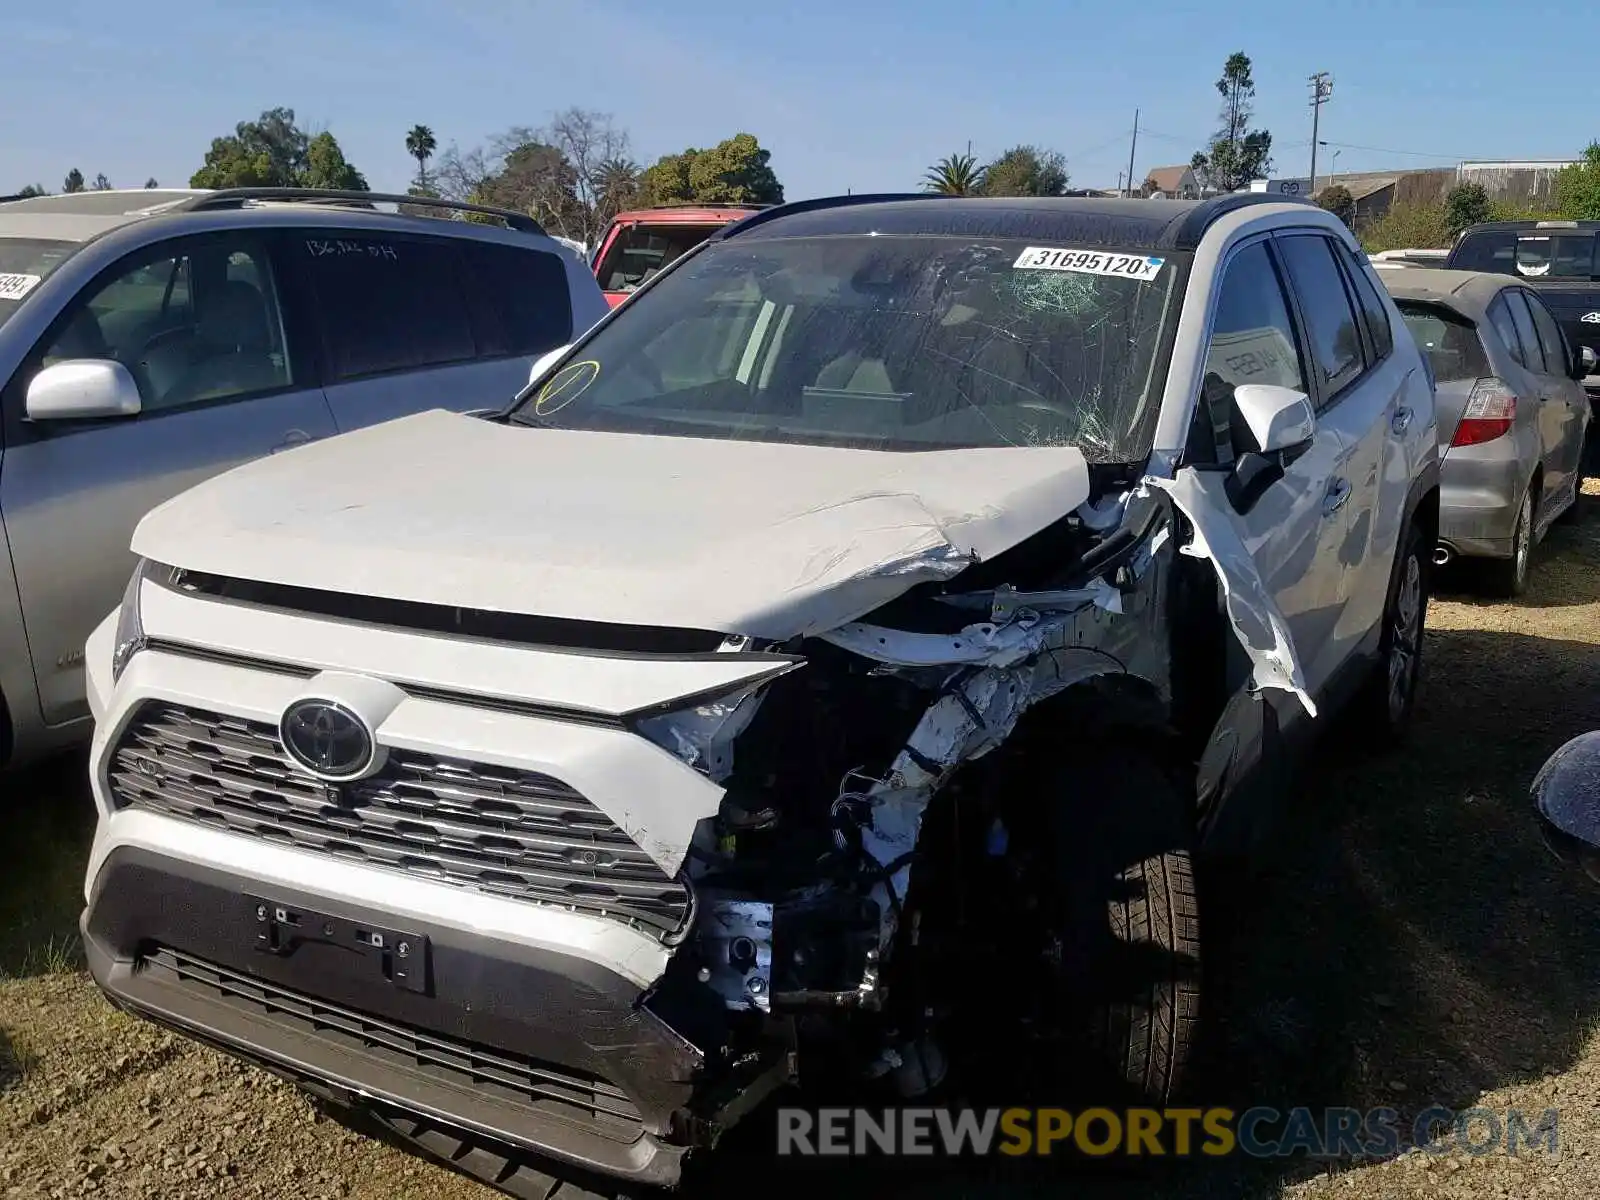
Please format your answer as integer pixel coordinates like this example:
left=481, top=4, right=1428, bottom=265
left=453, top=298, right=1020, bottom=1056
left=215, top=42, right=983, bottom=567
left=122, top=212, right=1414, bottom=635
left=0, top=188, right=607, bottom=769
left=82, top=194, right=1438, bottom=1194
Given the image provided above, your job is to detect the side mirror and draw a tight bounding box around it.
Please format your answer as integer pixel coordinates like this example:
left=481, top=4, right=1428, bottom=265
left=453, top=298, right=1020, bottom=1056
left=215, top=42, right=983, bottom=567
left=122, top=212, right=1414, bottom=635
left=1574, top=345, right=1597, bottom=381
left=528, top=344, right=574, bottom=389
left=25, top=359, right=142, bottom=421
left=1224, top=385, right=1316, bottom=516
left=1532, top=730, right=1600, bottom=884
left=1232, top=383, right=1316, bottom=455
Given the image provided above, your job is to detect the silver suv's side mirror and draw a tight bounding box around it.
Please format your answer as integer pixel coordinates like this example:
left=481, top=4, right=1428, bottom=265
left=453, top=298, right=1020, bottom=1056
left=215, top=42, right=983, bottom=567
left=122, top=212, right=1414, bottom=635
left=26, top=360, right=142, bottom=421
left=1575, top=345, right=1597, bottom=381
left=1232, top=383, right=1316, bottom=456
left=1225, top=384, right=1316, bottom=515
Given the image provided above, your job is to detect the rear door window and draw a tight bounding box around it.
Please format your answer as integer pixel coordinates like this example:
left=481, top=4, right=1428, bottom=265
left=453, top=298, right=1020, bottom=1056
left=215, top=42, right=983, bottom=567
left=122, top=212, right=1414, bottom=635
left=302, top=232, right=476, bottom=381
left=1275, top=233, right=1365, bottom=401
left=458, top=241, right=573, bottom=357
left=1524, top=290, right=1572, bottom=374
left=1486, top=294, right=1526, bottom=367
left=1504, top=290, right=1546, bottom=371
left=1337, top=244, right=1394, bottom=362
left=1395, top=302, right=1490, bottom=383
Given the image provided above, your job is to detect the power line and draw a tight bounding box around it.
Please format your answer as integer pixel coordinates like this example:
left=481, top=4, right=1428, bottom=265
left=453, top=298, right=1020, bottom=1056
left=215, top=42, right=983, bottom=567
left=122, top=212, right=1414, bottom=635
left=1316, top=139, right=1468, bottom=162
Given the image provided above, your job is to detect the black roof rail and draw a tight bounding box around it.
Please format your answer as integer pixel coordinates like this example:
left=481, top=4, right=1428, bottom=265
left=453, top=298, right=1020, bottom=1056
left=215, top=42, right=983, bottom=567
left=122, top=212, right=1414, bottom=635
left=1170, top=191, right=1320, bottom=249
left=177, top=188, right=546, bottom=234
left=713, top=192, right=951, bottom=240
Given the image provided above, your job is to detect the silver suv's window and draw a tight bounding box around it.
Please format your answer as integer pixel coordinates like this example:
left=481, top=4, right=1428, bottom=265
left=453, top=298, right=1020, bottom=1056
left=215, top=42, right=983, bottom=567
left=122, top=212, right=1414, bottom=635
left=512, top=235, right=1186, bottom=461
left=0, top=238, right=77, bottom=326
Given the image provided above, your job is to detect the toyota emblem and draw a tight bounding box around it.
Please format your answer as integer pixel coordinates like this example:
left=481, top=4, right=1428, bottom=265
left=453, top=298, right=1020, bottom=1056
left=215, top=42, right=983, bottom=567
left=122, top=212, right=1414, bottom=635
left=279, top=699, right=376, bottom=781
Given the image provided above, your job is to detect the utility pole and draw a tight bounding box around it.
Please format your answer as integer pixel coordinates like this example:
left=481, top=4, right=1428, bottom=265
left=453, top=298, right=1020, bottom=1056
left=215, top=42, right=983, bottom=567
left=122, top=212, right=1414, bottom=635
left=1124, top=109, right=1139, bottom=198
left=1308, top=72, right=1333, bottom=195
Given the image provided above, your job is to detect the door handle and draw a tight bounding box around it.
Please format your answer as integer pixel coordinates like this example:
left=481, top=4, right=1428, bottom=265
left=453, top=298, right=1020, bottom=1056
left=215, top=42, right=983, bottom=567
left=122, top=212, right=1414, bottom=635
left=1391, top=406, right=1414, bottom=435
left=271, top=429, right=315, bottom=454
left=1322, top=477, right=1352, bottom=517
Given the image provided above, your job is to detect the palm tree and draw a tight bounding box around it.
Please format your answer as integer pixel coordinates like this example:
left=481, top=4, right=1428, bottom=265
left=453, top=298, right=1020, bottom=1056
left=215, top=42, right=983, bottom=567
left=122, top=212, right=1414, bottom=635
left=923, top=152, right=984, bottom=195
left=594, top=157, right=641, bottom=222
left=405, top=125, right=438, bottom=191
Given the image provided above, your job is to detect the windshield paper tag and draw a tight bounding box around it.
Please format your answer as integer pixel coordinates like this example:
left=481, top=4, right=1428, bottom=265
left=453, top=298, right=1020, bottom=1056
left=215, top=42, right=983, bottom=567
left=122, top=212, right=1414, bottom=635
left=0, top=273, right=41, bottom=301
left=1013, top=247, right=1164, bottom=280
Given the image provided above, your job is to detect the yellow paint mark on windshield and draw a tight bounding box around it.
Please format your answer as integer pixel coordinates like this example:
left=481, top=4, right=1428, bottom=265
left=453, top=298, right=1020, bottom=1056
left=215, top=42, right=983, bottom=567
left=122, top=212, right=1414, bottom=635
left=534, top=359, right=600, bottom=416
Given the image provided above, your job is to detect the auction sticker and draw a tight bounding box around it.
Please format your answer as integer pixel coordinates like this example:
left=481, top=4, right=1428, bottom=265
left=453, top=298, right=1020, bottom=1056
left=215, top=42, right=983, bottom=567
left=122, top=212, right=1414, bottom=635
left=1012, top=247, right=1164, bottom=280
left=0, top=273, right=41, bottom=301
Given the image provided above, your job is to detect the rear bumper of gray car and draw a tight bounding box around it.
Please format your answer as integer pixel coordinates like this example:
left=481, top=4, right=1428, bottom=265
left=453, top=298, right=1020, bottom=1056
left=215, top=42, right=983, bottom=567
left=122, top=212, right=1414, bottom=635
left=1438, top=450, right=1526, bottom=560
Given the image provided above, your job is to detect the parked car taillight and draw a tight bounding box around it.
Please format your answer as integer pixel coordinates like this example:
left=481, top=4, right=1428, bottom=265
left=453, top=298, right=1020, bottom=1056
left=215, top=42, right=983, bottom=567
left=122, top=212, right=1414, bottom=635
left=1452, top=379, right=1518, bottom=447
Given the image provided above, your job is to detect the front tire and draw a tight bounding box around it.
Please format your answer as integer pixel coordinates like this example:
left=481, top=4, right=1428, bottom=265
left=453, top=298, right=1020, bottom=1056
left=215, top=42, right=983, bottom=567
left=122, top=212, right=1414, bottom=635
left=1044, top=744, right=1202, bottom=1105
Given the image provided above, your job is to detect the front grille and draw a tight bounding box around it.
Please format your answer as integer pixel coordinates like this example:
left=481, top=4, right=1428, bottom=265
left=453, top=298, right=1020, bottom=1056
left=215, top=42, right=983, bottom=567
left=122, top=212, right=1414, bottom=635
left=108, top=703, right=691, bottom=937
left=144, top=947, right=644, bottom=1141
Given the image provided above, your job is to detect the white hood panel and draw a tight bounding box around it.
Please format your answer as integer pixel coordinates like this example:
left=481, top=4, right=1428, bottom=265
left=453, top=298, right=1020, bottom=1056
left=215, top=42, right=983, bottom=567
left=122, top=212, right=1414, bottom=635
left=133, top=410, right=1093, bottom=639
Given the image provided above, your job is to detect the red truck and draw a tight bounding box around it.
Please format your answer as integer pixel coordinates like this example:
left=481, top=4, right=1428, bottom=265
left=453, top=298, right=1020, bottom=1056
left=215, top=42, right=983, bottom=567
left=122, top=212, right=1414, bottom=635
left=591, top=203, right=769, bottom=307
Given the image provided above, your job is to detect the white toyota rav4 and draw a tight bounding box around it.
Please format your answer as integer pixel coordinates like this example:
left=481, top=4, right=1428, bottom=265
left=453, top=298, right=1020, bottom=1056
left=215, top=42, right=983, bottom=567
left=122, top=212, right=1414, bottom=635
left=81, top=194, right=1439, bottom=1196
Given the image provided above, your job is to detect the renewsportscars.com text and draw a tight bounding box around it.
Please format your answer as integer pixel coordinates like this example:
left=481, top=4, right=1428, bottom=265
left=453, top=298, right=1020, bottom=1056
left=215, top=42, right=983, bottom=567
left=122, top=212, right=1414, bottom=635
left=776, top=1106, right=1560, bottom=1159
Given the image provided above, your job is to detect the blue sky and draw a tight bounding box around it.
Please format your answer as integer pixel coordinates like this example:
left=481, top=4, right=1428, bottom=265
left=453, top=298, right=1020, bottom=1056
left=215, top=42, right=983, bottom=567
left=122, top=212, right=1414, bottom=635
left=7, top=0, right=1596, bottom=199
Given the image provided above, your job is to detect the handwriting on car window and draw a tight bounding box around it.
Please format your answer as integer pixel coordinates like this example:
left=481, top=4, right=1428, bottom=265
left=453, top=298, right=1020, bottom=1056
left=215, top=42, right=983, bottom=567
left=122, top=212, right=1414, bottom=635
left=306, top=239, right=398, bottom=261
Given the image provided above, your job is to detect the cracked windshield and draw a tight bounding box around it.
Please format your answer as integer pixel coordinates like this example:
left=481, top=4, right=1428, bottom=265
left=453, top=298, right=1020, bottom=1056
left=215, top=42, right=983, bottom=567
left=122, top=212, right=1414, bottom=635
left=514, top=237, right=1181, bottom=459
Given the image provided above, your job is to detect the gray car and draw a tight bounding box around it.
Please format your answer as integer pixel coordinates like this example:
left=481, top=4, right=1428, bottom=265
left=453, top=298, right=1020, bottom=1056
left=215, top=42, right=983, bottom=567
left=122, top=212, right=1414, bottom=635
left=1382, top=268, right=1592, bottom=595
left=0, top=187, right=608, bottom=771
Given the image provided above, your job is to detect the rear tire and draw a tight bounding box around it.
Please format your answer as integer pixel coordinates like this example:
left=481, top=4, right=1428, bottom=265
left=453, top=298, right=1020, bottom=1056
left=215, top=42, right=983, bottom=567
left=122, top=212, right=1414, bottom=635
left=1354, top=517, right=1429, bottom=748
left=1044, top=743, right=1202, bottom=1106
left=1486, top=488, right=1533, bottom=597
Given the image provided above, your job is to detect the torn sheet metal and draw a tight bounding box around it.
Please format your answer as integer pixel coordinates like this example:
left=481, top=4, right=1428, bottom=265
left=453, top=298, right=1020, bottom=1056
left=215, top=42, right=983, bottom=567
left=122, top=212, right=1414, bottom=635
left=1144, top=469, right=1317, bottom=718
left=841, top=647, right=1120, bottom=943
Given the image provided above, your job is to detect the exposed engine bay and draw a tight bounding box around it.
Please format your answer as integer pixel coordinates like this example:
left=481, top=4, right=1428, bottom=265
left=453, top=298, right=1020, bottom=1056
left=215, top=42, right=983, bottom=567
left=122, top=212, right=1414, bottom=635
left=633, top=465, right=1316, bottom=1108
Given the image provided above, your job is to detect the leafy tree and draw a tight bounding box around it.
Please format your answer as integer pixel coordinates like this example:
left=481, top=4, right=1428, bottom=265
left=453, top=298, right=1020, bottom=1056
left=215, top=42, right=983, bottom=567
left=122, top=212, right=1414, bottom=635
left=437, top=110, right=635, bottom=242
left=405, top=124, right=437, bottom=190
left=980, top=145, right=1069, bottom=196
left=1555, top=141, right=1600, bottom=220
left=923, top=152, right=985, bottom=195
left=304, top=131, right=368, bottom=191
left=1316, top=184, right=1355, bottom=227
left=63, top=168, right=85, bottom=193
left=144, top=177, right=159, bottom=188
left=1191, top=52, right=1272, bottom=193
left=1359, top=201, right=1452, bottom=254
left=92, top=173, right=112, bottom=191
left=640, top=133, right=784, bottom=208
left=1444, top=182, right=1492, bottom=236
left=17, top=184, right=47, bottom=197
left=190, top=107, right=367, bottom=192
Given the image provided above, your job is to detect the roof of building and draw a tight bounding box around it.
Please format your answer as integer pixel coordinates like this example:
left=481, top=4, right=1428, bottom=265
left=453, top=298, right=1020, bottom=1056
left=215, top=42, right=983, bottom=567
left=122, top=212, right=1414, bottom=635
left=715, top=192, right=1320, bottom=251
left=1142, top=165, right=1192, bottom=193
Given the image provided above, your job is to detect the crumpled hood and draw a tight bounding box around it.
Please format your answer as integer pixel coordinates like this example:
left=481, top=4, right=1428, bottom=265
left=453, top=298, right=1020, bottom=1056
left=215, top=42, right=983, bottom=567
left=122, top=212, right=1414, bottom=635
left=132, top=410, right=1092, bottom=639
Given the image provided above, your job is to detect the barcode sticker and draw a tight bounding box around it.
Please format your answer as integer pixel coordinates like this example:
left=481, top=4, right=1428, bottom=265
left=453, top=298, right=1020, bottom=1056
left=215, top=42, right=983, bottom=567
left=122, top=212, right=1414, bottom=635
left=0, top=273, right=41, bottom=301
left=1012, top=248, right=1164, bottom=280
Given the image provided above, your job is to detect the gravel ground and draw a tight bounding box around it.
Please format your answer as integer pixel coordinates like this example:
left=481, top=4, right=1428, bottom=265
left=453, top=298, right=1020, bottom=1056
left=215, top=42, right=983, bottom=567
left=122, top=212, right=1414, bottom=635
left=4, top=481, right=1600, bottom=1200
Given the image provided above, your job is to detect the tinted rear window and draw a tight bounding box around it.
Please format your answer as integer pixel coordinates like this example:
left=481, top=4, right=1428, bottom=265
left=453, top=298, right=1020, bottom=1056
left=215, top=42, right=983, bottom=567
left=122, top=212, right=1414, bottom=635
left=596, top=224, right=721, bottom=293
left=1396, top=301, right=1490, bottom=383
left=1451, top=229, right=1598, bottom=278
left=458, top=241, right=573, bottom=356
left=303, top=233, right=476, bottom=381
